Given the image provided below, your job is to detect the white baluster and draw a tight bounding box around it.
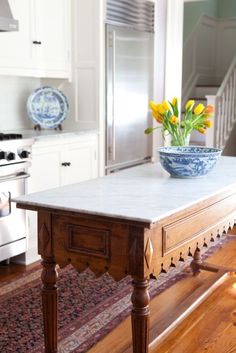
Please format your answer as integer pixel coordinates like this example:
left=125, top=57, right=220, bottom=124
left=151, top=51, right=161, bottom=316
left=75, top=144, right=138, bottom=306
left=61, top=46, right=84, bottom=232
left=224, top=84, right=229, bottom=145
left=206, top=95, right=216, bottom=147
left=233, top=68, right=236, bottom=126
left=221, top=92, right=226, bottom=148
left=229, top=76, right=233, bottom=135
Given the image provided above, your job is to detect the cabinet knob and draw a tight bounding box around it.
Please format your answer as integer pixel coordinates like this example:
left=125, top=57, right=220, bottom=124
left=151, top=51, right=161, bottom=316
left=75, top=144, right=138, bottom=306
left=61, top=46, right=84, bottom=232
left=61, top=162, right=71, bottom=167
left=32, top=41, right=42, bottom=45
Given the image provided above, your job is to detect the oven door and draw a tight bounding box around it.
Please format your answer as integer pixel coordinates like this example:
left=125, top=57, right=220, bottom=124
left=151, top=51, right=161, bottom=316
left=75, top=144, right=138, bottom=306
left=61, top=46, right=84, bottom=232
left=0, top=163, right=30, bottom=260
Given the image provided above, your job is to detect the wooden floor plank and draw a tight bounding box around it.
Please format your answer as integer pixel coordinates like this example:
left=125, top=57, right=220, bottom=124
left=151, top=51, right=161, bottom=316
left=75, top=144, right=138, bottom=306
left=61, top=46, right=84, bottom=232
left=156, top=275, right=236, bottom=353
left=88, top=236, right=236, bottom=353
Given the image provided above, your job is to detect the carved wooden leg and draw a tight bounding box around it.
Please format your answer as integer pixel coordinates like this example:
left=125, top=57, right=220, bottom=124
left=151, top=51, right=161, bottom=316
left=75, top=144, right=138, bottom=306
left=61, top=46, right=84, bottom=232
left=131, top=278, right=150, bottom=353
left=190, top=248, right=202, bottom=275
left=41, top=256, right=58, bottom=353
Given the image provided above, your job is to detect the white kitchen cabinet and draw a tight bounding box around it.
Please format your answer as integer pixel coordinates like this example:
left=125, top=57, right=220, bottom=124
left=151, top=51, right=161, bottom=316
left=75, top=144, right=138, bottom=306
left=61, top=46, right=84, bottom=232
left=34, top=0, right=71, bottom=78
left=0, top=0, right=71, bottom=78
left=19, top=133, right=98, bottom=265
left=60, top=139, right=98, bottom=186
left=28, top=150, right=61, bottom=193
left=28, top=133, right=98, bottom=192
left=0, top=0, right=34, bottom=74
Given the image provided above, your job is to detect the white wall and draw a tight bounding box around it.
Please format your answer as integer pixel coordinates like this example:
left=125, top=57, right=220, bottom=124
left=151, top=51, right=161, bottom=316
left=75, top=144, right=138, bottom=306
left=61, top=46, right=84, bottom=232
left=152, top=0, right=184, bottom=148
left=182, top=15, right=236, bottom=103
left=165, top=0, right=184, bottom=101
left=0, top=76, right=40, bottom=131
left=0, top=75, right=81, bottom=132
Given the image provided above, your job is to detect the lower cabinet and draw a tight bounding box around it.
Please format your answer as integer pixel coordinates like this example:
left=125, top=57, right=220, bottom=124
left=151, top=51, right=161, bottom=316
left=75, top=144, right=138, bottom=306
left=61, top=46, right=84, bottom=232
left=60, top=138, right=98, bottom=186
left=20, top=133, right=98, bottom=264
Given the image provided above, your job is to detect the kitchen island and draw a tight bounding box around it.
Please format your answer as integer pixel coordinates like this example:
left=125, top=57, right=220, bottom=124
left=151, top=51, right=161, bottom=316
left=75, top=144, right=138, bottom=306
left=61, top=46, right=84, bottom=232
left=14, top=157, right=236, bottom=353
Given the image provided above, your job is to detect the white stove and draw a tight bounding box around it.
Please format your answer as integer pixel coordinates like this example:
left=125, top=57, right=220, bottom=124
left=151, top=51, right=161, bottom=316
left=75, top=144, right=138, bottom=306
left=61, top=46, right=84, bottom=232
left=0, top=133, right=32, bottom=166
left=0, top=133, right=33, bottom=262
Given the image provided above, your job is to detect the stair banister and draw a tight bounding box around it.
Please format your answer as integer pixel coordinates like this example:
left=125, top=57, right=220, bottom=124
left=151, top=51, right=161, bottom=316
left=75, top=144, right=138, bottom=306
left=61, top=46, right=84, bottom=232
left=207, top=54, right=236, bottom=149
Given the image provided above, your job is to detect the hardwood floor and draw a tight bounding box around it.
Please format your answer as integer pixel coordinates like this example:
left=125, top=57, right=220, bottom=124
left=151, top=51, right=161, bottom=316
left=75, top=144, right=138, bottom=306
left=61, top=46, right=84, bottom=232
left=156, top=275, right=236, bottom=353
left=0, top=260, right=40, bottom=283
left=1, top=233, right=236, bottom=353
left=88, top=234, right=236, bottom=353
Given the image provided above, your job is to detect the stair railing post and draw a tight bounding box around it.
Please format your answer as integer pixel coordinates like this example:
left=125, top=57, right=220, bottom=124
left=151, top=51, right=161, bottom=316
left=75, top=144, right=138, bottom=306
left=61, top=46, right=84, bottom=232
left=205, top=95, right=218, bottom=147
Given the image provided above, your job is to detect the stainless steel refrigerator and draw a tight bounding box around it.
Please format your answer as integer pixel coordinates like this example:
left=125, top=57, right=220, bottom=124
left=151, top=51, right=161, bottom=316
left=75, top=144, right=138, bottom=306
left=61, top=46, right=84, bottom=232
left=105, top=1, right=154, bottom=173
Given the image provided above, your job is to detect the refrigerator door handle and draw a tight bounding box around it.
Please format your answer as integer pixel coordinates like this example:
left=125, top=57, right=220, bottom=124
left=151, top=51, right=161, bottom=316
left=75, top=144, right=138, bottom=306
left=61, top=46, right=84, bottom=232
left=111, top=30, right=116, bottom=161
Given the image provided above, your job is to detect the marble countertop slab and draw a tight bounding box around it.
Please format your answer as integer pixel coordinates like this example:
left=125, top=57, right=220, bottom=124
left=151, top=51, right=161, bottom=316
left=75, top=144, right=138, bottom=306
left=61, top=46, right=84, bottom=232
left=3, top=129, right=98, bottom=142
left=13, top=156, right=236, bottom=224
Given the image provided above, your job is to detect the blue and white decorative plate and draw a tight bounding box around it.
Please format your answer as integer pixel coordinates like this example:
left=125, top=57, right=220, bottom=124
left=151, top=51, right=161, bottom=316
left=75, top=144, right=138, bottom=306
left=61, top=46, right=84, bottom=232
left=27, top=86, right=69, bottom=129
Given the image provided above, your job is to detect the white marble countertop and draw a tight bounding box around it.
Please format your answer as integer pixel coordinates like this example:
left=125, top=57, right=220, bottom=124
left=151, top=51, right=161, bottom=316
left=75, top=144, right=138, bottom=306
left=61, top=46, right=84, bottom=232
left=3, top=129, right=98, bottom=142
left=13, top=157, right=236, bottom=224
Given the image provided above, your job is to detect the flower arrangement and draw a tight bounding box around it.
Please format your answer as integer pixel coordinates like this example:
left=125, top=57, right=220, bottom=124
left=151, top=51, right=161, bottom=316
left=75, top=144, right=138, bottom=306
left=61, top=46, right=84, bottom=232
left=145, top=98, right=214, bottom=146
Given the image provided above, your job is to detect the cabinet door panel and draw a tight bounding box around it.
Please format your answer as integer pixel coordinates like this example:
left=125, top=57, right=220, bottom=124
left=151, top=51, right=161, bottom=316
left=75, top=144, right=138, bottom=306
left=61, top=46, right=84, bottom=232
left=0, top=0, right=35, bottom=71
left=61, top=143, right=97, bottom=186
left=28, top=151, right=60, bottom=193
left=36, top=0, right=70, bottom=76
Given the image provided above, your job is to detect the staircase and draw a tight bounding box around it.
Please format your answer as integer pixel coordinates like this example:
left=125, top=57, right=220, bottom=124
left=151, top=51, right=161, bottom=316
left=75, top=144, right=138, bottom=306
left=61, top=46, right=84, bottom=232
left=186, top=55, right=236, bottom=151
left=188, top=85, right=220, bottom=146
left=208, top=55, right=236, bottom=150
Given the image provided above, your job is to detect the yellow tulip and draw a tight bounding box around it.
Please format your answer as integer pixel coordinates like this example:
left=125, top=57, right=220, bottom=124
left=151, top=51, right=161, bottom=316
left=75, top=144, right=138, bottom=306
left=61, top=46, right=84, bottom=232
left=170, top=115, right=179, bottom=125
left=204, top=105, right=214, bottom=115
left=185, top=100, right=195, bottom=111
left=162, top=100, right=171, bottom=112
left=172, top=97, right=178, bottom=106
left=204, top=120, right=213, bottom=128
left=194, top=103, right=205, bottom=115
left=156, top=103, right=166, bottom=115
left=204, top=104, right=214, bottom=117
left=152, top=111, right=163, bottom=123
left=198, top=127, right=206, bottom=134
left=149, top=100, right=159, bottom=113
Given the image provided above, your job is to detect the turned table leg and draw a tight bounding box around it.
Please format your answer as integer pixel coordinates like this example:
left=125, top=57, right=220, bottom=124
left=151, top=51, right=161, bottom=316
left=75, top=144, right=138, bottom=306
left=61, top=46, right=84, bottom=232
left=131, top=278, right=150, bottom=353
left=190, top=248, right=202, bottom=275
left=41, top=256, right=58, bottom=353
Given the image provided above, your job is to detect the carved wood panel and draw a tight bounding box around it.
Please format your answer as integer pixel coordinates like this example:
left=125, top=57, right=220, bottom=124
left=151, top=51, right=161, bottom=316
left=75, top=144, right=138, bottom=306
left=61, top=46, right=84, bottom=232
left=52, top=214, right=129, bottom=280
left=67, top=224, right=111, bottom=259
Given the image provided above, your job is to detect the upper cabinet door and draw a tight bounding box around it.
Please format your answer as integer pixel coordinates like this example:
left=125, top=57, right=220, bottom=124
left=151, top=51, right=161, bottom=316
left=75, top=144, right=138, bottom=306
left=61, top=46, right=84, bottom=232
left=0, top=0, right=35, bottom=74
left=0, top=0, right=71, bottom=78
left=34, top=0, right=71, bottom=78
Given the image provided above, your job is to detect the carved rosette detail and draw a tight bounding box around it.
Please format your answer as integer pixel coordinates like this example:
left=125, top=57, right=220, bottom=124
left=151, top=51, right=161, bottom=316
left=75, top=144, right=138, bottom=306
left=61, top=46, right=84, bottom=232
left=38, top=223, right=52, bottom=257
left=144, top=237, right=153, bottom=269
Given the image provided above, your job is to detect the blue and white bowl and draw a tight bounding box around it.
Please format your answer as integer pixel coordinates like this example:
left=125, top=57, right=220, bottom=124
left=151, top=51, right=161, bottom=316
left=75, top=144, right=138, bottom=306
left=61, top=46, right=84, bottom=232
left=158, top=146, right=222, bottom=178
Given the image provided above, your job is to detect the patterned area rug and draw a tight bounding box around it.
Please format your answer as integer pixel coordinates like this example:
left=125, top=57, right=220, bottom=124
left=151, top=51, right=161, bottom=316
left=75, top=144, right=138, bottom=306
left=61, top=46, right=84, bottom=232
left=0, top=236, right=231, bottom=353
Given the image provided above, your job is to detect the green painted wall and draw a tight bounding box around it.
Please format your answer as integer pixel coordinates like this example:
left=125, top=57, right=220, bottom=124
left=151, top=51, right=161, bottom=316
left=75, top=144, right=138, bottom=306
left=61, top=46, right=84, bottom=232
left=218, top=0, right=236, bottom=18
left=183, top=0, right=218, bottom=43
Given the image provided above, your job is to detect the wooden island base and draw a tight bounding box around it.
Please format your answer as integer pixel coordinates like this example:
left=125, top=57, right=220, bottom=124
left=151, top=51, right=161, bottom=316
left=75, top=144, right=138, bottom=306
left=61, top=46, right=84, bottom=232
left=88, top=234, right=236, bottom=353
left=15, top=159, right=236, bottom=353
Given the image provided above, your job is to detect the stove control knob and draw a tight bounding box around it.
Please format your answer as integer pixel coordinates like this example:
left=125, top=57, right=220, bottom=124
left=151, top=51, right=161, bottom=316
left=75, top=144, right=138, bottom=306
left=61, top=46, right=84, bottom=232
left=0, top=151, right=7, bottom=160
left=19, top=150, right=30, bottom=159
left=6, top=152, right=16, bottom=161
